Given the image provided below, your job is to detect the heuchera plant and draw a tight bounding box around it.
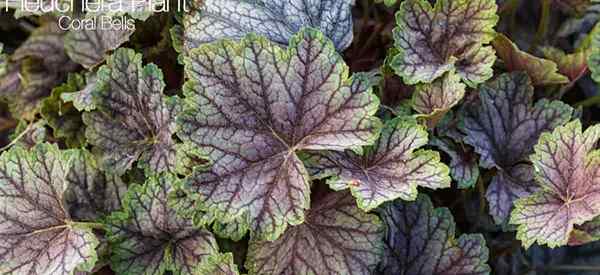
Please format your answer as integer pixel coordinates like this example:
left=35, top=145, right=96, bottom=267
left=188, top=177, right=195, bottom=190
left=1, top=0, right=600, bottom=274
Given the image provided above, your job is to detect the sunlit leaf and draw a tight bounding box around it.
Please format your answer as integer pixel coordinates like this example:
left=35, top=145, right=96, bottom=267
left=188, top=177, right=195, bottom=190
left=492, top=34, right=569, bottom=86
left=510, top=120, right=600, bottom=248
left=307, top=118, right=450, bottom=211
left=178, top=28, right=381, bottom=240
left=0, top=144, right=99, bottom=275
left=246, top=191, right=384, bottom=275
left=391, top=0, right=498, bottom=86
left=83, top=48, right=180, bottom=175
left=541, top=46, right=590, bottom=83
left=378, top=194, right=491, bottom=274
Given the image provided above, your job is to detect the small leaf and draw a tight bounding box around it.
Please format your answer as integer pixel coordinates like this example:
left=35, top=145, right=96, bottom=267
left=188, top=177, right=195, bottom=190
left=461, top=72, right=574, bottom=224
left=486, top=164, right=538, bottom=225
left=430, top=137, right=479, bottom=189
left=40, top=73, right=87, bottom=147
left=412, top=71, right=466, bottom=126
left=179, top=28, right=381, bottom=240
left=492, top=34, right=569, bottom=86
left=391, top=0, right=498, bottom=86
left=83, top=48, right=180, bottom=175
left=61, top=73, right=98, bottom=112
left=65, top=22, right=134, bottom=69
left=64, top=149, right=128, bottom=222
left=0, top=144, right=99, bottom=275
left=378, top=194, right=491, bottom=274
left=107, top=173, right=220, bottom=275
left=307, top=118, right=450, bottom=211
left=182, top=0, right=354, bottom=55
left=246, top=191, right=384, bottom=275
left=195, top=253, right=240, bottom=275
left=510, top=120, right=600, bottom=248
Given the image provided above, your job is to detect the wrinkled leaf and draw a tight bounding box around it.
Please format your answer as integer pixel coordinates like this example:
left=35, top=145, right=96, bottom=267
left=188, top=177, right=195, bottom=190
left=0, top=144, right=99, bottom=275
left=486, top=164, right=538, bottom=225
left=174, top=142, right=209, bottom=176
left=391, top=0, right=498, bottom=86
left=178, top=28, right=381, bottom=240
left=64, top=149, right=128, bottom=222
left=108, top=173, right=220, bottom=275
left=589, top=23, right=600, bottom=83
left=40, top=73, right=86, bottom=147
left=307, top=118, right=450, bottom=211
left=461, top=72, right=573, bottom=224
left=492, top=34, right=569, bottom=86
left=510, top=120, right=600, bottom=248
left=182, top=0, right=354, bottom=55
left=246, top=191, right=384, bottom=275
left=83, top=48, right=180, bottom=175
left=378, top=194, right=491, bottom=274
left=65, top=23, right=134, bottom=69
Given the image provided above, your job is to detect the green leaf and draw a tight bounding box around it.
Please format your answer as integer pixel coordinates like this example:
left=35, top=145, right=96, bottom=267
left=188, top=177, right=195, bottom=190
left=378, top=194, right=491, bottom=274
left=307, top=118, right=450, bottom=211
left=195, top=253, right=240, bottom=275
left=83, top=48, right=180, bottom=175
left=492, top=34, right=569, bottom=86
left=541, top=46, right=590, bottom=83
left=588, top=23, right=600, bottom=83
left=0, top=144, right=99, bottom=275
left=412, top=71, right=466, bottom=126
left=246, top=191, right=384, bottom=275
left=510, top=120, right=600, bottom=248
left=107, top=173, right=220, bottom=275
left=178, top=28, right=381, bottom=240
left=40, top=73, right=87, bottom=147
left=0, top=43, right=6, bottom=77
left=391, top=0, right=498, bottom=86
left=61, top=73, right=97, bottom=112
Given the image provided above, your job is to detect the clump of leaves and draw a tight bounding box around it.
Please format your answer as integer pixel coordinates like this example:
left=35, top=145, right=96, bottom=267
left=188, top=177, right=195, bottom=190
left=3, top=0, right=600, bottom=274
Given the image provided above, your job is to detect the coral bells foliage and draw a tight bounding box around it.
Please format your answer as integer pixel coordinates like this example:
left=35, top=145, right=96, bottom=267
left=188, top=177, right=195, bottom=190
left=3, top=0, right=600, bottom=274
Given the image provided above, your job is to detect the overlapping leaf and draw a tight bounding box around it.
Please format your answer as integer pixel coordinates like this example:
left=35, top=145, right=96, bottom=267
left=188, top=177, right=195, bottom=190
left=412, top=71, right=466, bottom=126
left=178, top=28, right=381, bottom=240
left=181, top=0, right=354, bottom=56
left=542, top=46, right=590, bottom=84
left=430, top=137, right=479, bottom=189
left=246, top=191, right=384, bottom=275
left=41, top=73, right=87, bottom=147
left=64, top=149, right=127, bottom=221
left=511, top=120, right=600, bottom=248
left=195, top=253, right=240, bottom=275
left=307, top=118, right=450, bottom=211
left=107, top=174, right=220, bottom=275
left=391, top=0, right=498, bottom=86
left=0, top=144, right=99, bottom=275
left=65, top=23, right=134, bottom=69
left=492, top=34, right=569, bottom=86
left=61, top=73, right=98, bottom=112
left=461, top=72, right=574, bottom=224
left=378, top=194, right=491, bottom=274
left=82, top=48, right=180, bottom=175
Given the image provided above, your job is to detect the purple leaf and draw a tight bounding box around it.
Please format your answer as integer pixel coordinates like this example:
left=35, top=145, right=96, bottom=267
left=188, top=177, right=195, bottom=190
left=178, top=28, right=381, bottom=240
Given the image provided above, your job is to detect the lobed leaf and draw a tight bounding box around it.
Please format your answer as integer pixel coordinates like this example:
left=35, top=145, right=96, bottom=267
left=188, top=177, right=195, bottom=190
left=0, top=144, right=99, bottom=275
left=181, top=0, right=354, bottom=55
left=391, top=0, right=498, bottom=86
left=61, top=73, right=98, bottom=112
left=107, top=174, right=220, bottom=275
left=510, top=120, right=600, bottom=248
left=64, top=149, right=128, bottom=222
left=430, top=137, right=480, bottom=189
left=178, top=28, right=381, bottom=240
left=307, top=118, right=451, bottom=211
left=461, top=72, right=574, bottom=224
left=378, top=194, right=491, bottom=274
left=492, top=34, right=569, bottom=86
left=82, top=48, right=180, bottom=175
left=65, top=23, right=134, bottom=69
left=246, top=191, right=384, bottom=275
left=412, top=71, right=466, bottom=126
left=195, top=253, right=240, bottom=275
left=541, top=46, right=589, bottom=83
